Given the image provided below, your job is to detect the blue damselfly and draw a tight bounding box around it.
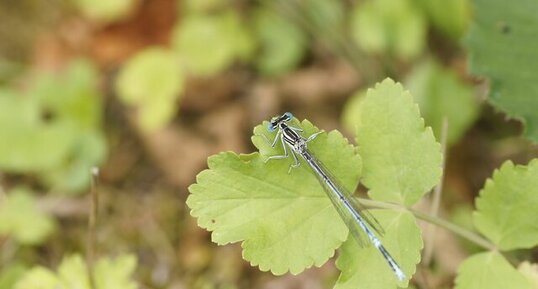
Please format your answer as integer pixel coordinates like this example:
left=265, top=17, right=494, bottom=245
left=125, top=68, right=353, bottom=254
left=261, top=112, right=406, bottom=281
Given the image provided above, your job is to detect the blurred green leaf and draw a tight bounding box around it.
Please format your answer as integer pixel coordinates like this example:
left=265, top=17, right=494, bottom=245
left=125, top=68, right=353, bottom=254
left=473, top=159, right=538, bottom=250
left=405, top=59, right=479, bottom=145
left=355, top=78, right=442, bottom=206
left=183, top=0, right=226, bottom=12
left=341, top=90, right=366, bottom=134
left=335, top=211, right=422, bottom=289
left=71, top=0, right=136, bottom=22
left=0, top=188, right=56, bottom=245
left=14, top=254, right=137, bottom=289
left=13, top=267, right=60, bottom=289
left=351, top=0, right=426, bottom=59
left=172, top=11, right=255, bottom=76
left=188, top=119, right=360, bottom=275
left=253, top=7, right=307, bottom=75
left=465, top=0, right=538, bottom=142
left=94, top=254, right=137, bottom=289
left=518, top=262, right=538, bottom=289
left=416, top=0, right=470, bottom=39
left=116, top=47, right=184, bottom=131
left=0, top=60, right=106, bottom=193
left=455, top=252, right=531, bottom=289
left=0, top=89, right=74, bottom=172
left=304, top=0, right=344, bottom=34
left=0, top=264, right=27, bottom=289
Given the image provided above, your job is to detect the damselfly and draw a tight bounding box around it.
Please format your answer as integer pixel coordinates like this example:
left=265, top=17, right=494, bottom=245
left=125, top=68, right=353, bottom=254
left=260, top=112, right=406, bottom=281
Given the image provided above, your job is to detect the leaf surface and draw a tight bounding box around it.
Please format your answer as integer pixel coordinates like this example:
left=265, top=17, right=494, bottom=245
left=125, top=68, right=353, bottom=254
left=188, top=119, right=360, bottom=274
left=356, top=78, right=442, bottom=206
left=465, top=0, right=538, bottom=142
left=473, top=159, right=538, bottom=250
left=334, top=211, right=422, bottom=289
left=455, top=252, right=530, bottom=289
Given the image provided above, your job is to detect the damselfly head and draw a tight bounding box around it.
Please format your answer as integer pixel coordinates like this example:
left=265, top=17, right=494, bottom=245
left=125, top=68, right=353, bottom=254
left=268, top=112, right=294, bottom=131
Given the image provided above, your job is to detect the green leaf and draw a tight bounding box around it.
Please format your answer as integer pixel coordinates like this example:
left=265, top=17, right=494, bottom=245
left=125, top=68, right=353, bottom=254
left=13, top=267, right=60, bottom=289
left=334, top=211, right=422, bottom=289
left=416, top=0, right=470, bottom=39
left=473, top=159, right=538, bottom=250
left=405, top=59, right=479, bottom=145
left=253, top=7, right=307, bottom=75
left=518, top=262, right=538, bottom=289
left=0, top=60, right=107, bottom=193
left=71, top=0, right=136, bottom=22
left=351, top=0, right=427, bottom=59
left=455, top=252, right=531, bottom=289
left=94, top=255, right=137, bottom=289
left=356, top=78, right=442, bottom=206
left=172, top=11, right=255, bottom=76
left=0, top=188, right=56, bottom=245
left=13, top=254, right=137, bottom=289
left=115, top=47, right=184, bottom=131
left=465, top=0, right=538, bottom=142
left=57, top=255, right=91, bottom=289
left=0, top=264, right=27, bottom=289
left=188, top=119, right=361, bottom=275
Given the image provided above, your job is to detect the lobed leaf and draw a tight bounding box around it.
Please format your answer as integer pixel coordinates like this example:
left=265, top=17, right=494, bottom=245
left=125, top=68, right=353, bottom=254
left=334, top=211, right=422, bottom=289
left=187, top=119, right=361, bottom=275
left=465, top=0, right=538, bottom=142
left=13, top=254, right=137, bottom=289
left=473, top=159, right=538, bottom=250
left=455, top=252, right=531, bottom=289
left=356, top=78, right=442, bottom=206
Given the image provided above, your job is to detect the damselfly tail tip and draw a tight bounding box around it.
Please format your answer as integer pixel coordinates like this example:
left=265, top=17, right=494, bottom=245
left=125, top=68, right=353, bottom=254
left=395, top=268, right=406, bottom=281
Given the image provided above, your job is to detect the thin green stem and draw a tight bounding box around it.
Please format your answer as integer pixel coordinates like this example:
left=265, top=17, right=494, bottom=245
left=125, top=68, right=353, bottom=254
left=357, top=198, right=497, bottom=251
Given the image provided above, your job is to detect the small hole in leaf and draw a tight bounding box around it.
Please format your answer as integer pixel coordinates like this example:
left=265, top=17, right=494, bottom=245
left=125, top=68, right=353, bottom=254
left=497, top=21, right=511, bottom=34
left=41, top=109, right=56, bottom=123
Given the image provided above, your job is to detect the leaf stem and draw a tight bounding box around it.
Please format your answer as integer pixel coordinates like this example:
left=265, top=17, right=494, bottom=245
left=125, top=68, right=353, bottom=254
left=358, top=198, right=497, bottom=251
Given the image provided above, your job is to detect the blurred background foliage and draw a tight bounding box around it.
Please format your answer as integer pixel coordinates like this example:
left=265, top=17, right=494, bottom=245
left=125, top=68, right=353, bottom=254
left=0, top=0, right=536, bottom=288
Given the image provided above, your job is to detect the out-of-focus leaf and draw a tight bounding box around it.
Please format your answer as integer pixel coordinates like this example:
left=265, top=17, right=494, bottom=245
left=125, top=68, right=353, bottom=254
left=473, top=159, right=538, bottom=250
left=14, top=254, right=138, bottom=289
left=465, top=0, right=538, bottom=142
left=71, top=0, right=136, bottom=22
left=341, top=90, right=366, bottom=134
left=518, top=262, right=538, bottom=289
left=0, top=89, right=75, bottom=172
left=334, top=211, right=422, bottom=289
left=26, top=59, right=106, bottom=193
left=0, top=188, right=55, bottom=245
left=57, top=255, right=91, bottom=289
left=351, top=0, right=426, bottom=59
left=172, top=11, right=255, bottom=76
left=253, top=8, right=307, bottom=75
left=355, top=78, right=442, bottom=206
left=116, top=47, right=184, bottom=131
left=188, top=119, right=360, bottom=275
left=304, top=0, right=344, bottom=34
left=13, top=268, right=60, bottom=289
left=416, top=0, right=470, bottom=39
left=405, top=59, right=479, bottom=145
left=0, top=264, right=27, bottom=289
left=183, top=0, right=226, bottom=12
left=455, top=252, right=531, bottom=289
left=94, top=255, right=137, bottom=289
